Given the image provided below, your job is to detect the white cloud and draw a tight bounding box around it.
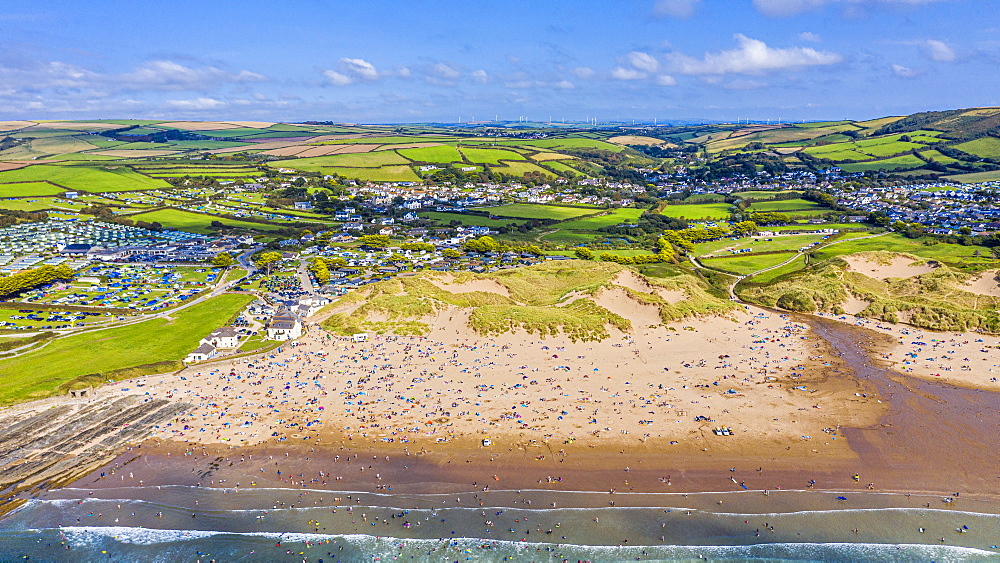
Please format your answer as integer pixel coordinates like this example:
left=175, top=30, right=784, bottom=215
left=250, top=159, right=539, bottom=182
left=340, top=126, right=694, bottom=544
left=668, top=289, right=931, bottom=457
left=123, top=61, right=264, bottom=90
left=572, top=66, right=596, bottom=79
left=431, top=62, right=461, bottom=80
left=625, top=51, right=660, bottom=73
left=611, top=67, right=647, bottom=80
left=339, top=58, right=379, bottom=80
left=323, top=57, right=381, bottom=85
left=892, top=63, right=922, bottom=77
left=922, top=39, right=956, bottom=61
left=666, top=34, right=842, bottom=75
left=655, top=74, right=678, bottom=86
left=555, top=80, right=575, bottom=89
left=753, top=0, right=944, bottom=17
left=471, top=69, right=489, bottom=83
left=323, top=70, right=353, bottom=86
left=164, top=97, right=225, bottom=110
left=652, top=0, right=700, bottom=18
left=798, top=31, right=822, bottom=42
left=397, top=67, right=412, bottom=78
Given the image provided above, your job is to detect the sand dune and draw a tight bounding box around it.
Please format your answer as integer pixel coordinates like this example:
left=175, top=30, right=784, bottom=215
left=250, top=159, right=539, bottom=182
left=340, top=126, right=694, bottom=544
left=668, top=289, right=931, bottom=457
left=843, top=254, right=937, bottom=280
left=961, top=270, right=1000, bottom=297
left=592, top=286, right=662, bottom=329
left=429, top=274, right=511, bottom=297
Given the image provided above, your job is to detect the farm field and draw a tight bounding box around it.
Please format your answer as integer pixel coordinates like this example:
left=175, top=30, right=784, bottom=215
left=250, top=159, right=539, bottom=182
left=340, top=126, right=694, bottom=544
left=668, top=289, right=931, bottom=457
left=327, top=166, right=421, bottom=182
left=659, top=202, right=732, bottom=220
left=127, top=208, right=288, bottom=233
left=541, top=161, right=583, bottom=176
left=490, top=161, right=554, bottom=177
left=749, top=199, right=826, bottom=212
left=0, top=165, right=170, bottom=192
left=701, top=251, right=799, bottom=275
left=419, top=212, right=523, bottom=228
left=954, top=137, right=1000, bottom=158
left=946, top=170, right=1000, bottom=183
left=838, top=154, right=925, bottom=172
left=555, top=208, right=643, bottom=230
left=733, top=190, right=802, bottom=200
left=0, top=182, right=67, bottom=198
left=474, top=203, right=597, bottom=220
left=0, top=293, right=253, bottom=404
left=274, top=151, right=409, bottom=169
left=460, top=148, right=526, bottom=164
left=397, top=145, right=464, bottom=163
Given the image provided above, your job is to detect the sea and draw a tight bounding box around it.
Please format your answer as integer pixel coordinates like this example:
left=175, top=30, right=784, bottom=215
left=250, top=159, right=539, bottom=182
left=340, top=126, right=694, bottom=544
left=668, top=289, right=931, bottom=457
left=1, top=484, right=998, bottom=561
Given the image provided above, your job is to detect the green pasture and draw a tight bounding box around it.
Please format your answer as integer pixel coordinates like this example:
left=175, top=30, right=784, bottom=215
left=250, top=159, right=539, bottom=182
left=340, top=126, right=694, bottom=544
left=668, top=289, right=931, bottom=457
left=490, top=161, right=554, bottom=177
left=419, top=212, right=523, bottom=228
left=747, top=254, right=807, bottom=283
left=809, top=233, right=996, bottom=266
left=556, top=208, right=643, bottom=230
left=749, top=199, right=826, bottom=212
left=0, top=182, right=67, bottom=198
left=474, top=203, right=596, bottom=220
left=397, top=145, right=464, bottom=163
left=0, top=164, right=170, bottom=192
left=326, top=166, right=421, bottom=182
left=702, top=251, right=799, bottom=275
left=838, top=154, right=925, bottom=172
left=274, top=151, right=410, bottom=170
left=946, top=170, right=1000, bottom=183
left=954, top=137, right=1000, bottom=159
left=127, top=208, right=286, bottom=233
left=460, top=148, right=526, bottom=164
left=659, top=203, right=732, bottom=220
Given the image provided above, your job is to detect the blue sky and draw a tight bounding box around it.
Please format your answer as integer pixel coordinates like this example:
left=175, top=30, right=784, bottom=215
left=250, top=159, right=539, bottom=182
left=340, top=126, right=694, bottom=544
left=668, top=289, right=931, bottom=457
left=1, top=0, right=997, bottom=123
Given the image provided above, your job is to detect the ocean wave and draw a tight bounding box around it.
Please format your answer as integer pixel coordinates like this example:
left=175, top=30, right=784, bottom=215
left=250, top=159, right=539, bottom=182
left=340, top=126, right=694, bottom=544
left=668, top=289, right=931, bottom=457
left=49, top=527, right=1000, bottom=561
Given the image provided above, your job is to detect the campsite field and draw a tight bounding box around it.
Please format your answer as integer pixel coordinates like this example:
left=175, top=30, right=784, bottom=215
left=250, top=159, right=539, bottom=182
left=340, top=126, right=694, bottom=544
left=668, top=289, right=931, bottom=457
left=0, top=165, right=171, bottom=192
left=0, top=293, right=253, bottom=404
left=126, top=208, right=288, bottom=233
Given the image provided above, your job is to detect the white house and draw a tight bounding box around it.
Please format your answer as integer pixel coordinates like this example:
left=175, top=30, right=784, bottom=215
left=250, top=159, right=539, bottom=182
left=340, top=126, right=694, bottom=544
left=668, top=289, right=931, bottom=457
left=267, top=309, right=302, bottom=341
left=185, top=342, right=217, bottom=363
left=203, top=327, right=240, bottom=349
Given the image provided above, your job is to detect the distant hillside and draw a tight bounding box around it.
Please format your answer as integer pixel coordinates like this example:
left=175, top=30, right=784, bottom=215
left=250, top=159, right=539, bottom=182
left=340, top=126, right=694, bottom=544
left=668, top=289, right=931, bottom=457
left=661, top=106, right=1000, bottom=183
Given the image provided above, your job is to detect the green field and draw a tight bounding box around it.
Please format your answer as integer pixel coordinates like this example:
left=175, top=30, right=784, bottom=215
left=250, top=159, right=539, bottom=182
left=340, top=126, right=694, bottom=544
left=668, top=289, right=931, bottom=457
left=0, top=293, right=253, bottom=404
left=954, top=137, right=1000, bottom=158
left=918, top=150, right=960, bottom=164
left=419, top=211, right=523, bottom=227
left=460, top=148, right=526, bottom=164
left=541, top=161, right=583, bottom=176
left=397, top=145, right=464, bottom=163
left=946, top=170, right=1000, bottom=183
left=556, top=208, right=643, bottom=230
left=702, top=251, right=799, bottom=275
left=475, top=204, right=596, bottom=220
left=326, top=165, right=421, bottom=182
left=274, top=151, right=409, bottom=170
left=732, top=190, right=802, bottom=200
left=490, top=161, right=554, bottom=177
left=809, top=233, right=993, bottom=266
left=838, top=154, right=925, bottom=172
left=659, top=203, right=732, bottom=220
left=747, top=254, right=807, bottom=283
left=749, top=199, right=826, bottom=213
left=127, top=208, right=287, bottom=233
left=0, top=165, right=170, bottom=192
left=695, top=233, right=828, bottom=257
left=0, top=182, right=67, bottom=198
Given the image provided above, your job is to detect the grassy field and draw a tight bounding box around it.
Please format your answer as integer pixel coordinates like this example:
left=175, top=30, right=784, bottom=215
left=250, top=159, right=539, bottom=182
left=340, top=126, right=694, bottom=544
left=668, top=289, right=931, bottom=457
left=0, top=182, right=67, bottom=198
left=732, top=190, right=802, bottom=200
left=327, top=165, right=421, bottom=182
left=838, top=154, right=925, bottom=172
left=749, top=199, right=826, bottom=212
left=954, top=137, right=1000, bottom=158
left=127, top=208, right=288, bottom=233
left=809, top=233, right=994, bottom=267
left=701, top=251, right=799, bottom=275
left=419, top=211, right=523, bottom=227
left=695, top=233, right=828, bottom=257
left=0, top=293, right=253, bottom=404
left=475, top=203, right=596, bottom=220
left=659, top=203, right=732, bottom=220
left=490, top=161, right=554, bottom=177
left=0, top=165, right=170, bottom=192
left=275, top=151, right=409, bottom=169
left=397, top=145, right=464, bottom=163
left=542, top=161, right=583, bottom=176
left=946, top=170, right=1000, bottom=183
left=460, top=148, right=526, bottom=164
left=747, top=254, right=807, bottom=283
left=556, top=208, right=643, bottom=230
